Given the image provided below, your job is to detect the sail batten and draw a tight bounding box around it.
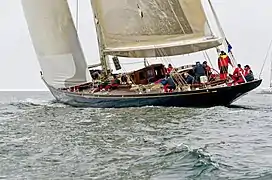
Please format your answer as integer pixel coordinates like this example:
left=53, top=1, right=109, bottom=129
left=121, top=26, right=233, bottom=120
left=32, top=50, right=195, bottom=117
left=21, top=0, right=91, bottom=88
left=91, top=0, right=219, bottom=57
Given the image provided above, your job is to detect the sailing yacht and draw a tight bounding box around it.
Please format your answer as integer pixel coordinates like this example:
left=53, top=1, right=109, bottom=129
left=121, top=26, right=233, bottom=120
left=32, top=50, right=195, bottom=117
left=21, top=0, right=262, bottom=108
left=259, top=55, right=272, bottom=94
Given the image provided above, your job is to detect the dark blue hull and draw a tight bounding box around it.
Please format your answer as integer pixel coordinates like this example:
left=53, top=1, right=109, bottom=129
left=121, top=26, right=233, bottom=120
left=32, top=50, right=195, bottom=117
left=46, top=79, right=262, bottom=108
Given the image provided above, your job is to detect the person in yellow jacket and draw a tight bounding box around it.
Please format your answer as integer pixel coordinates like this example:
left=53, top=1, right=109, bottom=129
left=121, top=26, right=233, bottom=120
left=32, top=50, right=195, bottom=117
left=218, top=51, right=234, bottom=80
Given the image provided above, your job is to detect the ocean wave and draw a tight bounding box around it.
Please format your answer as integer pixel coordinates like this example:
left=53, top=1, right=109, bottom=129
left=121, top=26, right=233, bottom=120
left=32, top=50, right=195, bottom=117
left=149, top=143, right=224, bottom=179
left=1, top=99, right=66, bottom=112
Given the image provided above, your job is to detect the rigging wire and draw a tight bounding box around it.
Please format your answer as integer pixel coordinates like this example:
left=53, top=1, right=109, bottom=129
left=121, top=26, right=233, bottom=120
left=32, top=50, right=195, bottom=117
left=258, top=39, right=272, bottom=78
left=207, top=0, right=249, bottom=82
left=114, top=2, right=186, bottom=88
left=137, top=1, right=183, bottom=85
left=75, top=0, right=79, bottom=30
left=270, top=47, right=272, bottom=87
left=203, top=51, right=214, bottom=68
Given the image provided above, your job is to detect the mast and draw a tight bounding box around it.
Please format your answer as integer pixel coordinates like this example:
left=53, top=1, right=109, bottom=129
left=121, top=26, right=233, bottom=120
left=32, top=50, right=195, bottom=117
left=89, top=1, right=109, bottom=76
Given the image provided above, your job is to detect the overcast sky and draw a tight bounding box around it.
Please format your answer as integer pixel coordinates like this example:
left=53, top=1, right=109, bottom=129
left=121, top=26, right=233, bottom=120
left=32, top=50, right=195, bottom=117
left=0, top=0, right=271, bottom=90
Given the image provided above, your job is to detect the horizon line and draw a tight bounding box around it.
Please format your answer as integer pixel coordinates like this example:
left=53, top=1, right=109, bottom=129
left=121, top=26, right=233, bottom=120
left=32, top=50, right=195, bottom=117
left=0, top=89, right=49, bottom=91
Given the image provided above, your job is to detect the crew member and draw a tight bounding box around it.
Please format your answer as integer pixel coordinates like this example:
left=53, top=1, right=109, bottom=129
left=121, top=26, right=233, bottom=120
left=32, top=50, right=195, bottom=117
left=183, top=72, right=194, bottom=84
left=218, top=51, right=233, bottom=80
left=193, top=61, right=205, bottom=83
left=244, top=65, right=254, bottom=82
left=161, top=74, right=176, bottom=92
left=166, top=64, right=174, bottom=74
left=203, top=61, right=213, bottom=81
left=232, top=64, right=244, bottom=83
left=233, top=65, right=254, bottom=84
left=105, top=75, right=120, bottom=91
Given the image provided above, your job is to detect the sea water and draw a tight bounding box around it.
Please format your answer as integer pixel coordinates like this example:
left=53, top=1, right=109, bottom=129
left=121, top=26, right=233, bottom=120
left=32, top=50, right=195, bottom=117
left=0, top=91, right=271, bottom=179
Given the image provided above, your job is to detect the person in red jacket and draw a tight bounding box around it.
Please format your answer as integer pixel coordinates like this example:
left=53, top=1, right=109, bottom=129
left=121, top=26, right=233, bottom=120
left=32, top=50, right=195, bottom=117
left=166, top=64, right=173, bottom=74
left=234, top=65, right=254, bottom=84
left=105, top=75, right=120, bottom=91
left=231, top=64, right=244, bottom=83
left=203, top=61, right=213, bottom=80
left=243, top=65, right=254, bottom=81
left=218, top=51, right=234, bottom=80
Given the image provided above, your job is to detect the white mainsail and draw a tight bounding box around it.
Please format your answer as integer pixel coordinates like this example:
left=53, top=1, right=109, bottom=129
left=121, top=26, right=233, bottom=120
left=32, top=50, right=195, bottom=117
left=90, top=0, right=223, bottom=58
left=21, top=0, right=91, bottom=88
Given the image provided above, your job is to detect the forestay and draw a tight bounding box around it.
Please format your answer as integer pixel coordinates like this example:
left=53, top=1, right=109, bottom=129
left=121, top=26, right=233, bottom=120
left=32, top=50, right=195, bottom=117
left=90, top=0, right=223, bottom=58
left=21, top=0, right=91, bottom=88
